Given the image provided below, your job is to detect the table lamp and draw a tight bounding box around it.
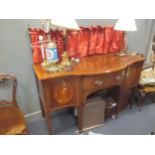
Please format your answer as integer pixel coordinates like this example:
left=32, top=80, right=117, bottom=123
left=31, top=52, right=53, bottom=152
left=41, top=19, right=79, bottom=72
left=50, top=19, right=79, bottom=67
left=114, top=19, right=137, bottom=55
left=50, top=19, right=79, bottom=30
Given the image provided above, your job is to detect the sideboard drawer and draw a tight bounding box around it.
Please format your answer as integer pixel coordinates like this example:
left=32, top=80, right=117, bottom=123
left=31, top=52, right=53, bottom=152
left=83, top=71, right=123, bottom=91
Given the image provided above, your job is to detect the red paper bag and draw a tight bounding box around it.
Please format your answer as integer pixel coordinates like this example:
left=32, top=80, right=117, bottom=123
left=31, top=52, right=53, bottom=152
left=95, top=26, right=105, bottom=54
left=28, top=28, right=44, bottom=64
left=66, top=30, right=79, bottom=57
left=50, top=30, right=64, bottom=59
left=103, top=26, right=114, bottom=53
left=76, top=27, right=89, bottom=57
left=88, top=26, right=98, bottom=55
left=110, top=30, right=125, bottom=52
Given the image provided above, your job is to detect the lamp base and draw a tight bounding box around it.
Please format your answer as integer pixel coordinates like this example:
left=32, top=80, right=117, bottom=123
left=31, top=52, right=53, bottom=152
left=41, top=60, right=62, bottom=73
left=46, top=64, right=62, bottom=72
left=116, top=51, right=128, bottom=57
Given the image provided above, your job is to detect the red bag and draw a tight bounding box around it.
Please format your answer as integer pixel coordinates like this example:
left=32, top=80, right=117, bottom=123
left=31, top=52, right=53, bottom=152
left=110, top=30, right=125, bottom=52
left=103, top=26, right=114, bottom=53
left=57, top=30, right=64, bottom=59
left=66, top=30, right=79, bottom=57
left=50, top=30, right=64, bottom=59
left=76, top=27, right=89, bottom=57
left=95, top=26, right=105, bottom=54
left=88, top=26, right=98, bottom=55
left=28, top=28, right=44, bottom=64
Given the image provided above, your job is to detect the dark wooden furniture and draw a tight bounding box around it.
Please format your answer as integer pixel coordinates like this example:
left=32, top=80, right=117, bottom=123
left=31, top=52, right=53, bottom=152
left=33, top=53, right=144, bottom=134
left=0, top=73, right=28, bottom=135
left=136, top=64, right=155, bottom=111
left=137, top=85, right=155, bottom=111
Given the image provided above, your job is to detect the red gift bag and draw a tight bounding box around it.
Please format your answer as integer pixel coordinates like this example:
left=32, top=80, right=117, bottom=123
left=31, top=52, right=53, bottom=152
left=50, top=30, right=64, bottom=59
left=76, top=27, right=89, bottom=57
left=28, top=28, right=45, bottom=64
left=88, top=26, right=98, bottom=55
left=103, top=26, right=114, bottom=53
left=95, top=26, right=105, bottom=54
left=66, top=30, right=79, bottom=57
left=110, top=30, right=125, bottom=52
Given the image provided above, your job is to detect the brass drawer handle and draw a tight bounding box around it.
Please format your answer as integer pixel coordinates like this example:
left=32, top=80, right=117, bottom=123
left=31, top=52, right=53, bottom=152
left=94, top=80, right=103, bottom=86
left=116, top=75, right=121, bottom=81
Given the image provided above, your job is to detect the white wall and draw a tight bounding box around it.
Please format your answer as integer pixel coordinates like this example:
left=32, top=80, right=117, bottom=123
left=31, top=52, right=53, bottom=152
left=0, top=20, right=42, bottom=122
left=0, top=19, right=154, bottom=122
left=145, top=20, right=155, bottom=63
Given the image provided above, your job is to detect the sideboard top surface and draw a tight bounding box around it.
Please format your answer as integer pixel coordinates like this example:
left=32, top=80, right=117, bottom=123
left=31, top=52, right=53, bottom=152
left=33, top=52, right=144, bottom=80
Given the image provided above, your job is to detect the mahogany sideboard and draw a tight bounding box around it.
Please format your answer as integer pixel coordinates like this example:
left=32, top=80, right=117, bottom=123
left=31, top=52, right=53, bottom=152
left=33, top=53, right=144, bottom=134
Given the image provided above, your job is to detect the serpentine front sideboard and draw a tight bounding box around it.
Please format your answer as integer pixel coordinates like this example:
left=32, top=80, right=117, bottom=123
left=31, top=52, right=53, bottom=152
left=33, top=53, right=144, bottom=134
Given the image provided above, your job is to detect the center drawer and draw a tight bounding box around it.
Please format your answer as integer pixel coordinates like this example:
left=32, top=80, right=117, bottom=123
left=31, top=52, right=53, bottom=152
left=83, top=71, right=124, bottom=91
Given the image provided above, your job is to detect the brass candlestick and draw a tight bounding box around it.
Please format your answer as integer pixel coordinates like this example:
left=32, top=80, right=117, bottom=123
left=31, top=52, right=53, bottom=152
left=59, top=51, right=72, bottom=71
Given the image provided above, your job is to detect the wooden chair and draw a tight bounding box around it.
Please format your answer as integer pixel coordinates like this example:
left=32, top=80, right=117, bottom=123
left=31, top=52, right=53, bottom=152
left=136, top=66, right=155, bottom=111
left=137, top=85, right=155, bottom=111
left=0, top=73, right=28, bottom=135
left=136, top=35, right=155, bottom=110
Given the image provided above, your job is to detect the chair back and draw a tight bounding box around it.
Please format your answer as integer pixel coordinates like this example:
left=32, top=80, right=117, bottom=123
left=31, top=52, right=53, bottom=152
left=0, top=73, right=17, bottom=107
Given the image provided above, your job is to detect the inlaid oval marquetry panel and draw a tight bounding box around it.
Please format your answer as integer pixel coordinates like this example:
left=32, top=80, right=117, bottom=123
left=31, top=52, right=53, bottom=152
left=54, top=80, right=73, bottom=105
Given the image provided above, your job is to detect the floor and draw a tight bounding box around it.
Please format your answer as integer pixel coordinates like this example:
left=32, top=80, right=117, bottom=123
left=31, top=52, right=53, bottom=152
left=28, top=99, right=155, bottom=135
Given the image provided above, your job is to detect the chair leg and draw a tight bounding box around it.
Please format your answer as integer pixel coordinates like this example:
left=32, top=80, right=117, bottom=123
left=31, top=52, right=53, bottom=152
left=138, top=92, right=146, bottom=111
left=129, top=88, right=136, bottom=109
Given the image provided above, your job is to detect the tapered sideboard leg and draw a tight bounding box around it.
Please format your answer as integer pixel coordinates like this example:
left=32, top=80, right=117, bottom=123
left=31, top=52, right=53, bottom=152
left=45, top=112, right=53, bottom=135
left=77, top=105, right=83, bottom=133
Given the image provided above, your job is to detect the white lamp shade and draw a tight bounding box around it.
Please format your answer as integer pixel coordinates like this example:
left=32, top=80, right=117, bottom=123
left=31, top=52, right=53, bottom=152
left=114, top=19, right=137, bottom=31
left=50, top=19, right=79, bottom=30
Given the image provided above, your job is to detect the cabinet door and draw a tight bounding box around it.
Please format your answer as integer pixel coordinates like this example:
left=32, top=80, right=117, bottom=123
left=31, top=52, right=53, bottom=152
left=43, top=77, right=79, bottom=109
left=125, top=61, right=143, bottom=89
